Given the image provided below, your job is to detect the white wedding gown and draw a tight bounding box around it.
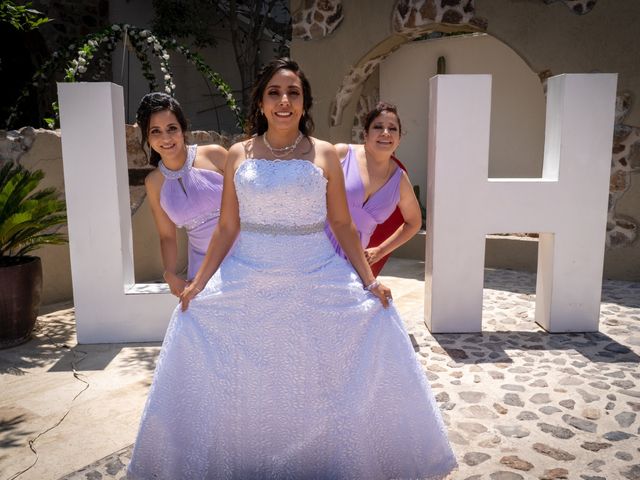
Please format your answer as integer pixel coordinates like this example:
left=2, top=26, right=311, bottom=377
left=127, top=159, right=457, bottom=480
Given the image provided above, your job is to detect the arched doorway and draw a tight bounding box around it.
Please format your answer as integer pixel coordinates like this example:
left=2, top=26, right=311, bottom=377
left=380, top=33, right=546, bottom=202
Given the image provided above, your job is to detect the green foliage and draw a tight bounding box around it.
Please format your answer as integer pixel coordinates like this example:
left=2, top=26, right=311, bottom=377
left=0, top=162, right=67, bottom=258
left=7, top=23, right=242, bottom=130
left=151, top=0, right=291, bottom=114
left=0, top=0, right=51, bottom=31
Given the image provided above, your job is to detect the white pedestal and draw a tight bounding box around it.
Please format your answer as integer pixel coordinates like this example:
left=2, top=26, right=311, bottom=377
left=58, top=82, right=177, bottom=343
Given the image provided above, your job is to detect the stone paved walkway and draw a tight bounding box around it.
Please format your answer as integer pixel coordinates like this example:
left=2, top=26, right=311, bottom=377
left=2, top=259, right=639, bottom=480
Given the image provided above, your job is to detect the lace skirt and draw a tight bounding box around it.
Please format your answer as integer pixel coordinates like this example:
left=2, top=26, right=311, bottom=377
left=127, top=229, right=457, bottom=480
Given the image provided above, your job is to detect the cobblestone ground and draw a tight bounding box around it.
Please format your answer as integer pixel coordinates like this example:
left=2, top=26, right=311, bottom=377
left=58, top=266, right=640, bottom=480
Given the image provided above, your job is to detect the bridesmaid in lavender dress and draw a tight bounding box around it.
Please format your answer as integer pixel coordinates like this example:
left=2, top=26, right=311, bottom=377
left=136, top=93, right=226, bottom=295
left=326, top=102, right=422, bottom=275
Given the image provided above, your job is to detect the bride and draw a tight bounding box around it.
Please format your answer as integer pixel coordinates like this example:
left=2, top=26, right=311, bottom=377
left=127, top=58, right=457, bottom=480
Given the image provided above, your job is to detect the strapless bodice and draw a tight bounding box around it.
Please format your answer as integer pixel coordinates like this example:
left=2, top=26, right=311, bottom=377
left=235, top=159, right=327, bottom=229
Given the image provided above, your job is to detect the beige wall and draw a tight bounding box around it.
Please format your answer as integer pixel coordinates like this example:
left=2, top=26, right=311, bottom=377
left=20, top=130, right=186, bottom=307
left=477, top=0, right=640, bottom=266
left=291, top=0, right=640, bottom=282
left=478, top=0, right=640, bottom=126
left=291, top=0, right=396, bottom=142
left=380, top=33, right=546, bottom=202
left=293, top=0, right=640, bottom=136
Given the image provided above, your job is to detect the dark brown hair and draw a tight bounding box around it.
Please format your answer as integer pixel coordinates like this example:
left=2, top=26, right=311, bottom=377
left=363, top=101, right=403, bottom=136
left=136, top=92, right=189, bottom=167
left=245, top=57, right=314, bottom=137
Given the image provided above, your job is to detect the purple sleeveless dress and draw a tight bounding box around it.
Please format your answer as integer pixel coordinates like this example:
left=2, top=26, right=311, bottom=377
left=158, top=144, right=223, bottom=280
left=326, top=144, right=403, bottom=258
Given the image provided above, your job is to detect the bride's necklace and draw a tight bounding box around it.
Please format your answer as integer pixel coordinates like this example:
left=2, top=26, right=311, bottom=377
left=263, top=131, right=303, bottom=158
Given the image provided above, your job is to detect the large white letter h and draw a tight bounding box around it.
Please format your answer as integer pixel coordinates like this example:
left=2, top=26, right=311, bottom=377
left=425, top=74, right=617, bottom=333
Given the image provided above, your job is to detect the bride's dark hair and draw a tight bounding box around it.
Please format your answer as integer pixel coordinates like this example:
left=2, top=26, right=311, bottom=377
left=136, top=92, right=189, bottom=167
left=245, top=57, right=314, bottom=137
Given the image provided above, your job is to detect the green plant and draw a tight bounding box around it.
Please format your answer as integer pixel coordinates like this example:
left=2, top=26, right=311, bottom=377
left=0, top=0, right=51, bottom=31
left=6, top=23, right=242, bottom=130
left=151, top=0, right=290, bottom=115
left=0, top=162, right=67, bottom=264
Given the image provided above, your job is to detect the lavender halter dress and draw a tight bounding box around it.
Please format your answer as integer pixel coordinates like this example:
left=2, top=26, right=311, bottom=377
left=326, top=145, right=403, bottom=257
left=158, top=144, right=223, bottom=279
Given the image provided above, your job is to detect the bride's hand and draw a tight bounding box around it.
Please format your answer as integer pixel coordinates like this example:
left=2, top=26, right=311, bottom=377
left=163, top=271, right=188, bottom=297
left=367, top=280, right=393, bottom=308
left=180, top=282, right=202, bottom=311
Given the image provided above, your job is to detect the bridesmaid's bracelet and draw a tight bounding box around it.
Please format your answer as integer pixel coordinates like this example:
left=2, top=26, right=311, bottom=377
left=364, top=280, right=380, bottom=291
left=192, top=285, right=202, bottom=293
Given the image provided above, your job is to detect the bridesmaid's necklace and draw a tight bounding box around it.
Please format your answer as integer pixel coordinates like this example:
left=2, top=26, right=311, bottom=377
left=263, top=131, right=303, bottom=158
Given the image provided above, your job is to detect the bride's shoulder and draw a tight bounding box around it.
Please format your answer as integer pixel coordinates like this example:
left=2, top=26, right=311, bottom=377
left=307, top=137, right=337, bottom=159
left=229, top=137, right=254, bottom=153
left=307, top=137, right=339, bottom=177
left=227, top=138, right=254, bottom=170
left=310, top=137, right=339, bottom=163
left=308, top=137, right=335, bottom=152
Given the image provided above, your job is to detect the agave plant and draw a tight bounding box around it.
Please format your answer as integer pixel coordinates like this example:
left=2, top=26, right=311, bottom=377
left=0, top=161, right=67, bottom=265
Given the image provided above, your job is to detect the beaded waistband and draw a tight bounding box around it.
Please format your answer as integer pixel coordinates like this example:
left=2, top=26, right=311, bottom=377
left=241, top=221, right=325, bottom=236
left=179, top=210, right=220, bottom=231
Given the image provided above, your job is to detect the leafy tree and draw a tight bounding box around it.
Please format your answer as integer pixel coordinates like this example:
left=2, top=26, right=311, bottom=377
left=151, top=0, right=290, bottom=115
left=0, top=0, right=51, bottom=31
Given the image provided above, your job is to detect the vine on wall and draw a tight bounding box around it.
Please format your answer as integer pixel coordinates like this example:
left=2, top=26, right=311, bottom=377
left=7, top=23, right=242, bottom=130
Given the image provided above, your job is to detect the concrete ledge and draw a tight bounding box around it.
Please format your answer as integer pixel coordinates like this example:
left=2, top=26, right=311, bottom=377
left=125, top=283, right=171, bottom=295
left=393, top=230, right=538, bottom=272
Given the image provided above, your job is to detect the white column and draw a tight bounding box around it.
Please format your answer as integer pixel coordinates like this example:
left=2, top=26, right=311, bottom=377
left=58, top=82, right=177, bottom=343
left=425, top=74, right=617, bottom=333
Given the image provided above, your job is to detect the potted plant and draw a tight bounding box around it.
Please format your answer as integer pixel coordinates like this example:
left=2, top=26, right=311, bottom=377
left=0, top=161, right=67, bottom=348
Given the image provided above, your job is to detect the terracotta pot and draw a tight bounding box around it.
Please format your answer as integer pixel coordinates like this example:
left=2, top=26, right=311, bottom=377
left=0, top=256, right=42, bottom=348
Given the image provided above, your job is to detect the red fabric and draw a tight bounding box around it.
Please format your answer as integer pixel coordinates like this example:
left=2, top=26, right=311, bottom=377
left=367, top=156, right=407, bottom=277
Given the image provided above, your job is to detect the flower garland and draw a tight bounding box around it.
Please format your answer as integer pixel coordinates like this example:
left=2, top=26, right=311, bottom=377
left=7, top=23, right=242, bottom=129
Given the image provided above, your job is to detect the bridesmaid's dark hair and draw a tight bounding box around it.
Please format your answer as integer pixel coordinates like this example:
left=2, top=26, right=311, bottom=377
left=364, top=101, right=403, bottom=137
left=245, top=57, right=314, bottom=137
left=136, top=92, right=189, bottom=167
